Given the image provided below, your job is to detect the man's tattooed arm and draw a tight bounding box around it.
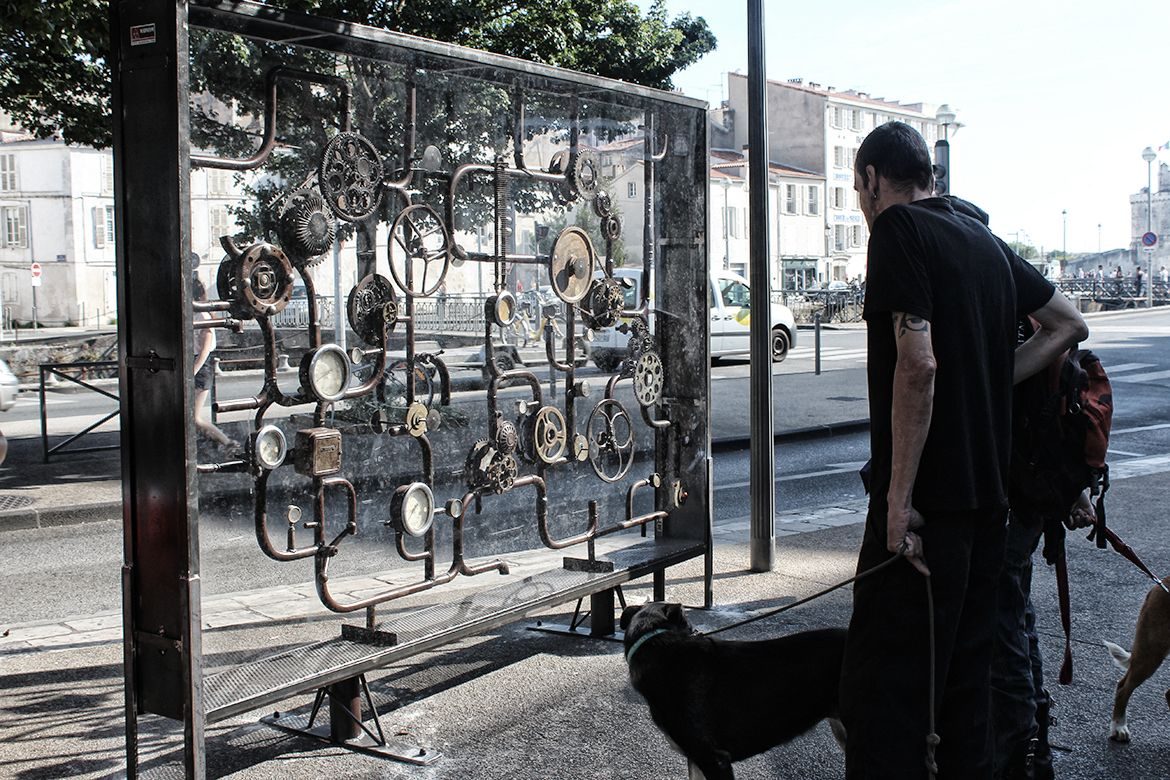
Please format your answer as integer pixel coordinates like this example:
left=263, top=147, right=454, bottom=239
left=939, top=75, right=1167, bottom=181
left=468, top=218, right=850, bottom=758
left=895, top=312, right=929, bottom=338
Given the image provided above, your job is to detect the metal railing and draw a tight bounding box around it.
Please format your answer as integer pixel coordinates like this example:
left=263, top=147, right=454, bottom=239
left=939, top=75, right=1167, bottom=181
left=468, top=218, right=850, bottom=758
left=1054, top=278, right=1170, bottom=306
left=39, top=360, right=120, bottom=462
left=775, top=289, right=865, bottom=325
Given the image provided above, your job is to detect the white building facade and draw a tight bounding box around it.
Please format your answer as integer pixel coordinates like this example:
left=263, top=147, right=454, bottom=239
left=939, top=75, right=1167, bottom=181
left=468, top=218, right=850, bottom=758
left=1130, top=160, right=1170, bottom=274
left=719, top=73, right=945, bottom=283
left=0, top=134, right=252, bottom=326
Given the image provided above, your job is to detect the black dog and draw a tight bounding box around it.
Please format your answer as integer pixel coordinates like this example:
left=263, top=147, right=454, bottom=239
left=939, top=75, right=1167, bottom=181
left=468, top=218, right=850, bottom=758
left=620, top=602, right=847, bottom=780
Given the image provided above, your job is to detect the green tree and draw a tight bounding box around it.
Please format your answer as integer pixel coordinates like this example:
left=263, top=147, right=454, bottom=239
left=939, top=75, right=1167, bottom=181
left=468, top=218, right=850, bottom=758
left=1008, top=241, right=1038, bottom=260
left=0, top=0, right=715, bottom=150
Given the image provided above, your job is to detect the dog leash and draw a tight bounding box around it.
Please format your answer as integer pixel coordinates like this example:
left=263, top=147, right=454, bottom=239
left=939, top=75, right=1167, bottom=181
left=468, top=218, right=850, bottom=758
left=700, top=547, right=941, bottom=779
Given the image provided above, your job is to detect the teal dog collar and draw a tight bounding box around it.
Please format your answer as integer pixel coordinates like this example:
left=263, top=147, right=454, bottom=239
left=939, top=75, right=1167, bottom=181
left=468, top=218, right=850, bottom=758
left=625, top=628, right=670, bottom=664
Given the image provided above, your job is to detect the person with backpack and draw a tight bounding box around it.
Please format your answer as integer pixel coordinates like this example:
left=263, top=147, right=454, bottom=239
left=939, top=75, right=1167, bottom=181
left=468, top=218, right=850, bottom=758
left=838, top=123, right=1087, bottom=780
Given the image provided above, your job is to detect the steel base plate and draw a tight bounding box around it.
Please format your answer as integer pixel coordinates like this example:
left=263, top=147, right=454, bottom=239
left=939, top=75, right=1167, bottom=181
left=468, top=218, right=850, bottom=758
left=261, top=711, right=440, bottom=765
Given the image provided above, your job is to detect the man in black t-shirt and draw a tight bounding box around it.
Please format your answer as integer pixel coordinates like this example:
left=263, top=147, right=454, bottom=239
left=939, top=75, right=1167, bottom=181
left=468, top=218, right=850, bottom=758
left=838, top=123, right=1087, bottom=780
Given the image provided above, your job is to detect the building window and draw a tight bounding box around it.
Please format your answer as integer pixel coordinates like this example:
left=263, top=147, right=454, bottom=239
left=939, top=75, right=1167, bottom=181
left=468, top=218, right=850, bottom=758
left=834, top=224, right=847, bottom=252
left=93, top=205, right=115, bottom=248
left=100, top=155, right=114, bottom=195
left=850, top=225, right=864, bottom=247
left=2, top=206, right=27, bottom=248
left=627, top=181, right=637, bottom=199
left=849, top=109, right=861, bottom=131
left=0, top=154, right=16, bottom=192
left=833, top=146, right=845, bottom=168
left=724, top=206, right=740, bottom=239
left=784, top=184, right=798, bottom=214
left=208, top=168, right=230, bottom=196
left=209, top=205, right=230, bottom=245
left=832, top=187, right=846, bottom=209
left=806, top=186, right=820, bottom=216
left=831, top=106, right=843, bottom=128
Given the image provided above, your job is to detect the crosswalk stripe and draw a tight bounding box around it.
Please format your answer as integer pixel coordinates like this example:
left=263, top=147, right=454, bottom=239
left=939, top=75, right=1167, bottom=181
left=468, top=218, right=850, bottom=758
left=1105, top=363, right=1156, bottom=373
left=1114, top=369, right=1170, bottom=383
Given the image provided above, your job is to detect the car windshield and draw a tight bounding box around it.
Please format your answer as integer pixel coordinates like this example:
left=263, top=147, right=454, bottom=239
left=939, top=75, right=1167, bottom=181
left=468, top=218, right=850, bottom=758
left=719, top=279, right=750, bottom=308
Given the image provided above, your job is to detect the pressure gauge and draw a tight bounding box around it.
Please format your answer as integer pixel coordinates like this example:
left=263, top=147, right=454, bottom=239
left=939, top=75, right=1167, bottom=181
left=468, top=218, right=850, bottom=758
left=300, top=343, right=351, bottom=402
left=253, top=424, right=288, bottom=470
left=391, top=482, right=435, bottom=537
left=488, top=291, right=517, bottom=327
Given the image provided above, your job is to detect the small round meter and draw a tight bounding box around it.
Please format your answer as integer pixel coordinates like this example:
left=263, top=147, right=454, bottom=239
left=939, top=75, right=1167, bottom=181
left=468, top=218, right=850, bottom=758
left=392, top=482, right=435, bottom=537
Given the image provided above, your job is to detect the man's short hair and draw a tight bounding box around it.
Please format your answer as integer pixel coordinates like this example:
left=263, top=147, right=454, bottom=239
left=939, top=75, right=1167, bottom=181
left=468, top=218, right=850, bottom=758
left=855, top=121, right=933, bottom=194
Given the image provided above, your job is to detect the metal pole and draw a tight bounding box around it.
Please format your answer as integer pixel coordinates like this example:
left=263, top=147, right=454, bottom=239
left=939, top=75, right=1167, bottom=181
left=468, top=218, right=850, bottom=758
left=814, top=312, right=822, bottom=375
left=747, top=0, right=774, bottom=572
left=1148, top=156, right=1155, bottom=308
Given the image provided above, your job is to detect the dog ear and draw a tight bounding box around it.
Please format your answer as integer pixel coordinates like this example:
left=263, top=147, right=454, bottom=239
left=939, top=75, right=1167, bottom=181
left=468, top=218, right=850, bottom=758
left=664, top=603, right=687, bottom=627
left=619, top=605, right=642, bottom=631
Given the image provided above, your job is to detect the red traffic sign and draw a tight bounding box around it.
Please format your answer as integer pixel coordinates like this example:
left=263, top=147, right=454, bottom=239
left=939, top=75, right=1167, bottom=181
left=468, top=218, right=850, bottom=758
left=1142, top=231, right=1157, bottom=248
left=30, top=262, right=41, bottom=278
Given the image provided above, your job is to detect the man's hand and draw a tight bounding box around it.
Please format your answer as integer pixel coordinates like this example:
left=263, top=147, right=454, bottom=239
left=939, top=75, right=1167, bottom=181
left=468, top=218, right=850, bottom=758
left=1066, top=489, right=1096, bottom=529
left=887, top=505, right=930, bottom=576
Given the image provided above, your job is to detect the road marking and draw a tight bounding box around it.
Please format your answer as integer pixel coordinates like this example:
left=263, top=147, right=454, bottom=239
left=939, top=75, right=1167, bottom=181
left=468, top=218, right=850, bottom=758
left=1105, top=363, right=1156, bottom=373
left=716, top=461, right=867, bottom=490
left=1111, top=453, right=1170, bottom=480
left=1114, top=369, right=1170, bottom=383
left=1107, top=449, right=1146, bottom=457
left=1114, top=423, right=1170, bottom=434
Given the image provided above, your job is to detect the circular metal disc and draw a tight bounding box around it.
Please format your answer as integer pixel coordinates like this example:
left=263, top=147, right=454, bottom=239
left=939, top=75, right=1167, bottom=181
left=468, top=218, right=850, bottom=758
left=572, top=151, right=601, bottom=201
left=279, top=189, right=335, bottom=268
left=633, top=351, right=665, bottom=407
left=548, top=226, right=595, bottom=304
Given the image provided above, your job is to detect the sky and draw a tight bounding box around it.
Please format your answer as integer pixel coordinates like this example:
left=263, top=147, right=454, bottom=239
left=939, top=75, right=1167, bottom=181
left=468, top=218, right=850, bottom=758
left=636, top=0, right=1170, bottom=256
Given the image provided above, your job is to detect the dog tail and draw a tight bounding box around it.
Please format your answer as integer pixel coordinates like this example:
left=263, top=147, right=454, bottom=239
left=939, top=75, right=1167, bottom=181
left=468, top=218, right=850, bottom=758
left=1104, top=640, right=1131, bottom=671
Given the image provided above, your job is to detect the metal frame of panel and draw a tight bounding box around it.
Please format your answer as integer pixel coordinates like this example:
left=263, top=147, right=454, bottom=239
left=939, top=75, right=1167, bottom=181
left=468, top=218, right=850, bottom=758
left=114, top=2, right=710, bottom=776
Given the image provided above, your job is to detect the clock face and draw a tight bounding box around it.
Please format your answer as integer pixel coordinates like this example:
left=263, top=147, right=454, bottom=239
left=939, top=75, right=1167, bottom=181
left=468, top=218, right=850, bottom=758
left=397, top=482, right=434, bottom=537
left=309, top=344, right=350, bottom=401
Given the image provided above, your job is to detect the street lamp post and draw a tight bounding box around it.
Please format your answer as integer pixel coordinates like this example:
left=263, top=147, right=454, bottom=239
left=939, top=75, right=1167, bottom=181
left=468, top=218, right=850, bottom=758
left=1062, top=209, right=1067, bottom=277
left=720, top=177, right=731, bottom=270
left=1143, top=146, right=1156, bottom=307
left=934, top=104, right=957, bottom=196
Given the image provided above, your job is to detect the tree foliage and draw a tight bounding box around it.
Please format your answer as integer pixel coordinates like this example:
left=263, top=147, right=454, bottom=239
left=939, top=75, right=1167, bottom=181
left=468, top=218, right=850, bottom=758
left=0, top=0, right=715, bottom=150
left=1008, top=241, right=1038, bottom=260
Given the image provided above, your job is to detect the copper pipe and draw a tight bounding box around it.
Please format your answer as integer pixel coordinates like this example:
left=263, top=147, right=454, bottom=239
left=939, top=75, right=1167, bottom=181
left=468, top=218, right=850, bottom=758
left=253, top=470, right=318, bottom=562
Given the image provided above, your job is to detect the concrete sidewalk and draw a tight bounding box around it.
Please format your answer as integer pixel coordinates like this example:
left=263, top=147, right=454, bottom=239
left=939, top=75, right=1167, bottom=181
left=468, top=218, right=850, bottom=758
left=1, top=471, right=1167, bottom=778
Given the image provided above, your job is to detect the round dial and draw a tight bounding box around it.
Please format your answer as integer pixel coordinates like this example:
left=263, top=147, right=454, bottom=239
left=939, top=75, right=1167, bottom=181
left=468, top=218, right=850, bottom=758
left=303, top=344, right=350, bottom=401
left=253, top=425, right=287, bottom=470
left=395, top=482, right=435, bottom=537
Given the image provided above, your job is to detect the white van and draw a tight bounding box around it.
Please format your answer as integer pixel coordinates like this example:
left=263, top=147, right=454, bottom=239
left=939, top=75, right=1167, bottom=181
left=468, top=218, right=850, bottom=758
left=589, top=268, right=797, bottom=371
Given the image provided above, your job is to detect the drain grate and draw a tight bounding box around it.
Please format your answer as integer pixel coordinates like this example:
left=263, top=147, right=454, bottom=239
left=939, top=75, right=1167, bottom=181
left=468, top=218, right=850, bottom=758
left=0, top=494, right=34, bottom=511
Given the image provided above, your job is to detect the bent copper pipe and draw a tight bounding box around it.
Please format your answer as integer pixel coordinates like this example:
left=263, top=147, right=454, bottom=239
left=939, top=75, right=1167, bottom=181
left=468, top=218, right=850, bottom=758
left=517, top=474, right=596, bottom=550
left=191, top=67, right=352, bottom=171
left=254, top=469, right=319, bottom=562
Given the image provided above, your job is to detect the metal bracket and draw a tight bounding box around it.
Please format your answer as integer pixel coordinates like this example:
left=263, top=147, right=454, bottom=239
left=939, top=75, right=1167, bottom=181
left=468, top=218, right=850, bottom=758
left=125, top=350, right=175, bottom=373
left=261, top=674, right=440, bottom=766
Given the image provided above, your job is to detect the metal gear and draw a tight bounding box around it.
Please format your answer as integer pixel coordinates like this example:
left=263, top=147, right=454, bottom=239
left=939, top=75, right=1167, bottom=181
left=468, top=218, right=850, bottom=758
left=278, top=188, right=334, bottom=268
left=582, top=277, right=625, bottom=331
left=592, top=190, right=613, bottom=219
left=570, top=150, right=601, bottom=201
left=346, top=274, right=397, bottom=347
left=495, top=417, right=520, bottom=456
left=319, top=132, right=384, bottom=222
left=602, top=213, right=622, bottom=242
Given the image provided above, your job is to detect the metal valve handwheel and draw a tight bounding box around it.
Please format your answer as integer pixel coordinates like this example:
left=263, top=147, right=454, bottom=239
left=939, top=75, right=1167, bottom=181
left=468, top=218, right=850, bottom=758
left=346, top=273, right=398, bottom=347
left=278, top=188, right=334, bottom=267
left=388, top=204, right=451, bottom=298
left=532, top=405, right=568, bottom=464
left=587, top=398, right=634, bottom=483
left=319, top=132, right=384, bottom=222
left=633, top=351, right=664, bottom=407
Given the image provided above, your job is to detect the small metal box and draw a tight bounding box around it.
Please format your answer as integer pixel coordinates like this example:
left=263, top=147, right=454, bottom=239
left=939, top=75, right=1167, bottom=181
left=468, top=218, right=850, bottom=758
left=294, top=427, right=342, bottom=477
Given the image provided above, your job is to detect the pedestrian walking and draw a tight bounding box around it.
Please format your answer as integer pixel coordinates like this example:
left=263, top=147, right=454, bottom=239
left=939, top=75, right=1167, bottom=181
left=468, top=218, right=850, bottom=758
left=1135, top=266, right=1144, bottom=297
left=193, top=276, right=238, bottom=452
left=839, top=122, right=1086, bottom=780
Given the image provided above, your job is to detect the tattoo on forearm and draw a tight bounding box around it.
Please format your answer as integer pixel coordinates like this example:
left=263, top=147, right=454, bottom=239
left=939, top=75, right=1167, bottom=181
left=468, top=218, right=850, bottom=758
left=895, top=313, right=929, bottom=338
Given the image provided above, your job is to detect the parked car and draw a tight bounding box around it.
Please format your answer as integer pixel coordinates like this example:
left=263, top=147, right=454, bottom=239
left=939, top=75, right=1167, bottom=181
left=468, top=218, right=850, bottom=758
left=589, top=268, right=797, bottom=371
left=0, top=358, right=19, bottom=411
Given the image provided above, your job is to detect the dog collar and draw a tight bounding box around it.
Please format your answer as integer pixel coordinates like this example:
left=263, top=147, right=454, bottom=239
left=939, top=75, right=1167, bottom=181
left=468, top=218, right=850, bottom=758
left=625, top=628, right=670, bottom=664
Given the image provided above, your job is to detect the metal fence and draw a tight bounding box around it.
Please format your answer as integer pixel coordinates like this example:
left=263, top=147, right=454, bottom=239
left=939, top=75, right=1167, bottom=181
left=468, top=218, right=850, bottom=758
left=775, top=289, right=865, bottom=325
